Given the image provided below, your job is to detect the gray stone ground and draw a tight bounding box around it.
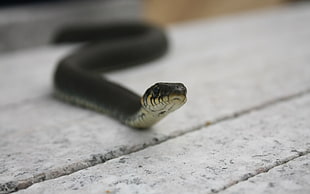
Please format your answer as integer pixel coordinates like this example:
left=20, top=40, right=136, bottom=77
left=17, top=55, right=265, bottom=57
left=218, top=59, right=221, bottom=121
left=221, top=154, right=310, bottom=194
left=0, top=0, right=141, bottom=52
left=15, top=94, right=310, bottom=194
left=1, top=2, right=310, bottom=194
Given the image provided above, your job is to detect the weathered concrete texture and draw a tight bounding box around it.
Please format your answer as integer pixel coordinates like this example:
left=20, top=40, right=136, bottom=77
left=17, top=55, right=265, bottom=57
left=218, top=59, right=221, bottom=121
left=15, top=93, right=310, bottom=194
left=221, top=154, right=310, bottom=194
left=0, top=0, right=141, bottom=52
left=1, top=2, right=310, bottom=193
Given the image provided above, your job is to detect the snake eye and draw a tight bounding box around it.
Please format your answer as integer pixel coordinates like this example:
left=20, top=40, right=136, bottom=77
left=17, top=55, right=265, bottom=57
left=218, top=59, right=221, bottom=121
left=152, top=86, right=160, bottom=96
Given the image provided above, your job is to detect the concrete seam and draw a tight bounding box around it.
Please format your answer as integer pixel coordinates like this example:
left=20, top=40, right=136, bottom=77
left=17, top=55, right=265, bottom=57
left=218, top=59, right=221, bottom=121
left=0, top=95, right=48, bottom=111
left=211, top=149, right=310, bottom=193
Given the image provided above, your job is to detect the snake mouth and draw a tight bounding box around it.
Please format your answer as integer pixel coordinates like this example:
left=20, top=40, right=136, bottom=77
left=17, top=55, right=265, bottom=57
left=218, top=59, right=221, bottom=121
left=171, top=95, right=187, bottom=104
left=168, top=83, right=187, bottom=101
left=168, top=83, right=187, bottom=105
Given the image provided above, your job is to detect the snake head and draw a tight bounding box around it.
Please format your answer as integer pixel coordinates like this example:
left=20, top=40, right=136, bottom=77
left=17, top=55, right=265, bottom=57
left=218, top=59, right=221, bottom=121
left=141, top=82, right=187, bottom=115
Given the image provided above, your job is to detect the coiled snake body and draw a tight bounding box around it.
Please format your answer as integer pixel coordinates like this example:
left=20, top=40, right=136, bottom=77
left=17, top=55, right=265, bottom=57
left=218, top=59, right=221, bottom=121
left=53, top=22, right=187, bottom=128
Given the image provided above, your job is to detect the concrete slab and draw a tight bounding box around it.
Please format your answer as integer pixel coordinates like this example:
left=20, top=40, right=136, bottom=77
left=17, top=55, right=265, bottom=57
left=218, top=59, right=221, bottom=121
left=221, top=154, right=310, bottom=194
left=1, top=2, right=310, bottom=193
left=15, top=92, right=310, bottom=194
left=0, top=0, right=141, bottom=52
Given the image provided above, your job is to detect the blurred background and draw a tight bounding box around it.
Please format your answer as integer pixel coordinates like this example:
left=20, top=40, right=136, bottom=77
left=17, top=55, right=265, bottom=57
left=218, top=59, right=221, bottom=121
left=0, top=0, right=299, bottom=53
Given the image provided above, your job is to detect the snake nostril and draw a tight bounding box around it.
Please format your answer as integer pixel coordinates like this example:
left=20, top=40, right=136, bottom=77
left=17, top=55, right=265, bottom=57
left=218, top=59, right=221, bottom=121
left=175, top=84, right=187, bottom=95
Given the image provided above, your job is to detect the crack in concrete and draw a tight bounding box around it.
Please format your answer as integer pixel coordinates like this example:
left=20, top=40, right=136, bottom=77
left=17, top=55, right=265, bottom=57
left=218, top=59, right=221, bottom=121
left=0, top=95, right=48, bottom=111
left=210, top=149, right=310, bottom=193
left=1, top=88, right=310, bottom=194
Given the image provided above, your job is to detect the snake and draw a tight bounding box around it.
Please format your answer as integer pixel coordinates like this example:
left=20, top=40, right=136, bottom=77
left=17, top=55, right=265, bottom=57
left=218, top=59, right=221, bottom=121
left=53, top=22, right=187, bottom=129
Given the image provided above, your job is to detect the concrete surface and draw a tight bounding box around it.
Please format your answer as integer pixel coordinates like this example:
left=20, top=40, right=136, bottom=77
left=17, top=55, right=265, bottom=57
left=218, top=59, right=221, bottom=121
left=15, top=92, right=310, bottom=194
left=0, top=0, right=141, bottom=52
left=221, top=154, right=310, bottom=194
left=1, top=2, right=310, bottom=194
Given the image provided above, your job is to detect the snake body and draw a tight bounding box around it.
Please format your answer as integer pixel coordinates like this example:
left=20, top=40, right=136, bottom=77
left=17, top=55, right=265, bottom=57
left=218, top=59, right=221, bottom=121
left=53, top=22, right=187, bottom=128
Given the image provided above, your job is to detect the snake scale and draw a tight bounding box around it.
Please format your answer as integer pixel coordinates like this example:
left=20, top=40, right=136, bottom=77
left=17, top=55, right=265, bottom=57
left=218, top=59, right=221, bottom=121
left=53, top=22, right=187, bottom=128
